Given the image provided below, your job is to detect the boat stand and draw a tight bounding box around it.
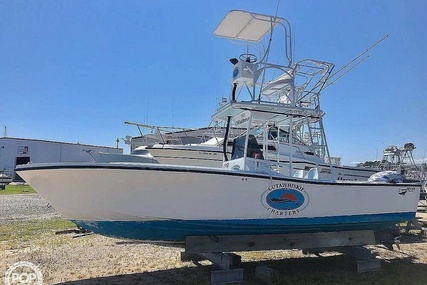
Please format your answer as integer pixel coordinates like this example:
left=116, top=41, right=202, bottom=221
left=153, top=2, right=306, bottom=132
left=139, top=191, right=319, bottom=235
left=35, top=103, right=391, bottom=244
left=182, top=230, right=380, bottom=284
left=181, top=252, right=244, bottom=284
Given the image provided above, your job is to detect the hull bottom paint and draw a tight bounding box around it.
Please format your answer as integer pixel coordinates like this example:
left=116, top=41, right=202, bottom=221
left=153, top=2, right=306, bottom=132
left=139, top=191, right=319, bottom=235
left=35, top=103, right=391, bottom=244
left=73, top=212, right=413, bottom=242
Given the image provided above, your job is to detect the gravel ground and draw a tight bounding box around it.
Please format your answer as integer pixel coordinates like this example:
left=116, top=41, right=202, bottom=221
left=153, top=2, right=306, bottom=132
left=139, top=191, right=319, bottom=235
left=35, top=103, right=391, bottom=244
left=0, top=193, right=62, bottom=224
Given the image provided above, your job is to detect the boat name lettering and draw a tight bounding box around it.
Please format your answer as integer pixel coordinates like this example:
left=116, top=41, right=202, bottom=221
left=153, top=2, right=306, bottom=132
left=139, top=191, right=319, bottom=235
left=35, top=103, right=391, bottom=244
left=268, top=183, right=304, bottom=192
left=235, top=117, right=249, bottom=126
left=199, top=151, right=216, bottom=156
left=398, top=187, right=416, bottom=195
left=266, top=208, right=300, bottom=216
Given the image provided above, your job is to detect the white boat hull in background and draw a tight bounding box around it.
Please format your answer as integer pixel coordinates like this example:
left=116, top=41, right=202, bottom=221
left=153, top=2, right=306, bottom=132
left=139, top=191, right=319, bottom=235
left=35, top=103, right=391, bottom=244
left=147, top=144, right=379, bottom=181
left=146, top=144, right=225, bottom=167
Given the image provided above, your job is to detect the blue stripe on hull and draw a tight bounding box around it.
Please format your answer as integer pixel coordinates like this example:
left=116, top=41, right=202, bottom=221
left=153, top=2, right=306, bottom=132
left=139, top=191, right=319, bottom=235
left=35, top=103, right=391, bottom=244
left=72, top=212, right=414, bottom=242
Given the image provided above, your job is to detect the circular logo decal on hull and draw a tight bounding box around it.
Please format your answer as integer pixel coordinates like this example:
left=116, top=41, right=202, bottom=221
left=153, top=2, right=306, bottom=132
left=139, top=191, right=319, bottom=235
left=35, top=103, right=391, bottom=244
left=261, top=183, right=309, bottom=216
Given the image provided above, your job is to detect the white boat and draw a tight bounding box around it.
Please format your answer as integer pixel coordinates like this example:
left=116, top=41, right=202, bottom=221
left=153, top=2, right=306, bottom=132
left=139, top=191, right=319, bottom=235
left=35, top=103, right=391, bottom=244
left=97, top=146, right=158, bottom=164
left=15, top=161, right=419, bottom=241
left=0, top=173, right=12, bottom=187
left=16, top=10, right=420, bottom=242
left=379, top=143, right=423, bottom=180
left=146, top=138, right=227, bottom=167
left=146, top=128, right=380, bottom=181
left=124, top=121, right=222, bottom=151
left=128, top=118, right=378, bottom=181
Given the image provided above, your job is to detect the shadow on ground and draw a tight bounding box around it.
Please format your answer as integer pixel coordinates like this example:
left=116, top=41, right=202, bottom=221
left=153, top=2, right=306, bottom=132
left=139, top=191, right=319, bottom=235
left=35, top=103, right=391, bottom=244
left=399, top=230, right=427, bottom=244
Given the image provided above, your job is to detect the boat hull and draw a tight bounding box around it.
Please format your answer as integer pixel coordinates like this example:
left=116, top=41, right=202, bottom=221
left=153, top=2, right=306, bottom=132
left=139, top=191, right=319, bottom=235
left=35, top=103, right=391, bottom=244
left=17, top=163, right=420, bottom=242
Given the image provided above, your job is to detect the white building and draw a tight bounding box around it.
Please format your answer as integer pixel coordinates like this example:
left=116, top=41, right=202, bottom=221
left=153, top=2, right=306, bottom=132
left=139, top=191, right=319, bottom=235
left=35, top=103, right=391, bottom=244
left=0, top=137, right=122, bottom=181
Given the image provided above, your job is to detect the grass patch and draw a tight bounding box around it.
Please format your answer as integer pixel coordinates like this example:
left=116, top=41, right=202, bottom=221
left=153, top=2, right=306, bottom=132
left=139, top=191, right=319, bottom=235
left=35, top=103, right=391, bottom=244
left=0, top=218, right=76, bottom=242
left=0, top=184, right=36, bottom=195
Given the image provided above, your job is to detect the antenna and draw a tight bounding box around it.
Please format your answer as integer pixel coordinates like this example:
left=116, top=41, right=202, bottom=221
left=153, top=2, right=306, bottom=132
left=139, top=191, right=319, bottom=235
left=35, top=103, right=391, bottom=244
left=145, top=96, right=149, bottom=124
left=171, top=93, right=174, bottom=128
left=274, top=0, right=281, bottom=18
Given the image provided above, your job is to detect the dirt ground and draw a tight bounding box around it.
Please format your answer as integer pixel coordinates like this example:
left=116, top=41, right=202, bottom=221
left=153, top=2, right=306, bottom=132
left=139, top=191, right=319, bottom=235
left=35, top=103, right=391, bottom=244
left=2, top=224, right=427, bottom=285
left=2, top=193, right=427, bottom=285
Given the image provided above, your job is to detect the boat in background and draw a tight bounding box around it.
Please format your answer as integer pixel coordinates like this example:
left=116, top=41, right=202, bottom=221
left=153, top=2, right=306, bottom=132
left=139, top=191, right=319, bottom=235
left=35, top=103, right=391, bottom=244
left=0, top=173, right=12, bottom=188
left=97, top=146, right=158, bottom=164
left=366, top=142, right=427, bottom=196
left=146, top=138, right=227, bottom=167
left=125, top=121, right=379, bottom=181
left=124, top=121, right=223, bottom=152
left=81, top=145, right=159, bottom=164
left=145, top=124, right=380, bottom=181
left=16, top=10, right=421, bottom=242
left=125, top=121, right=233, bottom=167
left=379, top=143, right=424, bottom=180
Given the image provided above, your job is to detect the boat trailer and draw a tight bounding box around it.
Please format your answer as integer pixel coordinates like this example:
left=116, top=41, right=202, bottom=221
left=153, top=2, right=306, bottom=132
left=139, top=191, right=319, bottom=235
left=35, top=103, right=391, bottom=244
left=182, top=230, right=386, bottom=284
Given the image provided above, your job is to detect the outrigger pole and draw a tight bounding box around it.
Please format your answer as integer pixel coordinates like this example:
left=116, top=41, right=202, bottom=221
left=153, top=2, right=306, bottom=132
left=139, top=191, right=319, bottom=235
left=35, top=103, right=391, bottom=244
left=322, top=34, right=390, bottom=91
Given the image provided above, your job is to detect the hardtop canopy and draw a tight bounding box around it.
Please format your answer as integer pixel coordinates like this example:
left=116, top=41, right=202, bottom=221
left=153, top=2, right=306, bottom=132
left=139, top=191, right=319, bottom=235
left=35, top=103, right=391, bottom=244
left=214, top=10, right=284, bottom=42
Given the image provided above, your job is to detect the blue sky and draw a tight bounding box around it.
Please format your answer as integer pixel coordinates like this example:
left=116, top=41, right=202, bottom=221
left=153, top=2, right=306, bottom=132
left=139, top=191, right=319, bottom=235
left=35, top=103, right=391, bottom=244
left=1, top=0, right=426, bottom=165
